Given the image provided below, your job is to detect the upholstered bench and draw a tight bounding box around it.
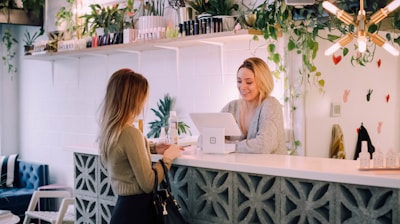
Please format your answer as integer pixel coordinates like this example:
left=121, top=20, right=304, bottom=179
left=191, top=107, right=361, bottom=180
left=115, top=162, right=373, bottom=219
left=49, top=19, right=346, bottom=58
left=0, top=160, right=49, bottom=220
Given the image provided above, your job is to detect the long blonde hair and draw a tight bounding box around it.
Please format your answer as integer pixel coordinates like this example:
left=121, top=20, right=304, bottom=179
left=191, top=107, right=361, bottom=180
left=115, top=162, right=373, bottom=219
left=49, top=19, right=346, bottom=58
left=237, top=57, right=274, bottom=105
left=98, top=68, right=149, bottom=163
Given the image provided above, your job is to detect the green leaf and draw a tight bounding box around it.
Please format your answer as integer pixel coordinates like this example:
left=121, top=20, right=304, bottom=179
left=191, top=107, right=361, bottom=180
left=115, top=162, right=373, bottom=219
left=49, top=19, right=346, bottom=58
left=288, top=39, right=296, bottom=51
left=343, top=48, right=349, bottom=56
left=327, top=34, right=340, bottom=42
left=267, top=43, right=276, bottom=53
left=318, top=79, right=325, bottom=87
left=272, top=53, right=280, bottom=64
left=368, top=24, right=378, bottom=33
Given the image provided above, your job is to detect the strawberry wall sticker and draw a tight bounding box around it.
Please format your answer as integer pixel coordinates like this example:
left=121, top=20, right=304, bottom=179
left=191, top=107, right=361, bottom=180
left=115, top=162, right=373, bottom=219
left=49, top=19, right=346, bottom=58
left=332, top=54, right=342, bottom=65
left=343, top=89, right=350, bottom=103
left=377, top=121, right=383, bottom=134
left=366, top=89, right=373, bottom=102
left=377, top=59, right=382, bottom=68
left=386, top=94, right=390, bottom=103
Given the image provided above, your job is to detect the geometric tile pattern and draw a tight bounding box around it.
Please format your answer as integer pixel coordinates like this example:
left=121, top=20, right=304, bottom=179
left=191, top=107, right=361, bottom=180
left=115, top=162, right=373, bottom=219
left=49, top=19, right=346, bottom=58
left=234, top=173, right=280, bottom=224
left=74, top=153, right=400, bottom=224
left=336, top=183, right=399, bottom=224
left=280, top=178, right=335, bottom=223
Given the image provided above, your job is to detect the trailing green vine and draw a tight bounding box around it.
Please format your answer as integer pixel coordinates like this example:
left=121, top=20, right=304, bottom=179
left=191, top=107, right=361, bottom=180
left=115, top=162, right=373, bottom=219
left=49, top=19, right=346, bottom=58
left=2, top=27, right=18, bottom=76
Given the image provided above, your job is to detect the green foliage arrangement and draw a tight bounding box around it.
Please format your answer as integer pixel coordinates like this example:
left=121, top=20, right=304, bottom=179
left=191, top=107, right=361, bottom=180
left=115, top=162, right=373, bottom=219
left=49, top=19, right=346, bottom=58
left=147, top=94, right=191, bottom=138
left=1, top=28, right=18, bottom=74
left=81, top=3, right=128, bottom=36
left=206, top=0, right=238, bottom=16
left=23, top=28, right=44, bottom=46
left=184, top=0, right=210, bottom=15
left=55, top=0, right=76, bottom=38
left=22, top=0, right=45, bottom=19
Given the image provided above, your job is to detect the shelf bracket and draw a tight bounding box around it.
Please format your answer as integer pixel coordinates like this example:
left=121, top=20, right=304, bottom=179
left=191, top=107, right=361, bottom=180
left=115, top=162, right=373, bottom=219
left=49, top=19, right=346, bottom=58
left=198, top=41, right=225, bottom=83
left=153, top=45, right=180, bottom=81
left=117, top=50, right=142, bottom=73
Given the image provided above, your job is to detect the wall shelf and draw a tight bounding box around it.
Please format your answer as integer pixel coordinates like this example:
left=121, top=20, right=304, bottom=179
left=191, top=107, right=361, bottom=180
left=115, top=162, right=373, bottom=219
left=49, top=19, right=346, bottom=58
left=24, top=29, right=263, bottom=61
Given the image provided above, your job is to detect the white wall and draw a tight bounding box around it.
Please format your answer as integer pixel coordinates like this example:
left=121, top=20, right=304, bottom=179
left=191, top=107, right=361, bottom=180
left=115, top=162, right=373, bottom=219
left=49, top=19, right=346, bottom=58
left=306, top=31, right=400, bottom=158
left=1, top=1, right=399, bottom=188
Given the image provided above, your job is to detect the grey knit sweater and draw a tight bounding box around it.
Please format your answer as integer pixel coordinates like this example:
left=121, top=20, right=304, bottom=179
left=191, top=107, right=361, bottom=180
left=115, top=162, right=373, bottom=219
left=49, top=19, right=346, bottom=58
left=221, top=97, right=287, bottom=154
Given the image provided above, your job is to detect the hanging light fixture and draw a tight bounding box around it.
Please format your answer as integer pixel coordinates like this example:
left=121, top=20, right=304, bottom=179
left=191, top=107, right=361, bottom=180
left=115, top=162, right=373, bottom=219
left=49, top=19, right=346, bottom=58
left=323, top=0, right=400, bottom=56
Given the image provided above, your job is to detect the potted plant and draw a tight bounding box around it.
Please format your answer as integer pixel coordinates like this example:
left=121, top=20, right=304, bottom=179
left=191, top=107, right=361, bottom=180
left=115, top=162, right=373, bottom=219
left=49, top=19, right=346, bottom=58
left=136, top=0, right=167, bottom=32
left=184, top=0, right=210, bottom=15
left=55, top=0, right=76, bottom=40
left=206, top=0, right=239, bottom=31
left=23, top=28, right=44, bottom=55
left=147, top=93, right=191, bottom=138
left=80, top=3, right=126, bottom=46
left=22, top=0, right=45, bottom=20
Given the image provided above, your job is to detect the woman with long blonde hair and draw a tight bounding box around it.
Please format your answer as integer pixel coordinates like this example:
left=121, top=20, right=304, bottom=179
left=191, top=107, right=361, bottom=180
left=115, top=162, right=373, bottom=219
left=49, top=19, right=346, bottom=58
left=222, top=57, right=286, bottom=154
left=98, top=68, right=181, bottom=223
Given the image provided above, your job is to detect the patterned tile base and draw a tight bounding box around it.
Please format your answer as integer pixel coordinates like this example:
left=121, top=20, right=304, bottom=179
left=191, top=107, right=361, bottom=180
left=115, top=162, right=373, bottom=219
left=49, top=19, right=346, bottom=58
left=74, top=153, right=399, bottom=224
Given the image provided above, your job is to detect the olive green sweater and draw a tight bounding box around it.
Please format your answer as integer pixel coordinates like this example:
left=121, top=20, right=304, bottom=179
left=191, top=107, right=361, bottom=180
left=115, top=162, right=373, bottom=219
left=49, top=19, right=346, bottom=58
left=103, top=125, right=171, bottom=196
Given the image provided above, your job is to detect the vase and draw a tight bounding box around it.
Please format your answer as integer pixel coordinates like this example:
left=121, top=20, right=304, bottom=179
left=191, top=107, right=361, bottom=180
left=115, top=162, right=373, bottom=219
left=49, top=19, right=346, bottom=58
left=213, top=15, right=236, bottom=32
left=24, top=45, right=34, bottom=55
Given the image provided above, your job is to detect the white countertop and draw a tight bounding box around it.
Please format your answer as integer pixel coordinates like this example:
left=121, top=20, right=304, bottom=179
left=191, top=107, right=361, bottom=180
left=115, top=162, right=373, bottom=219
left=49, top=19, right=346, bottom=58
left=67, top=145, right=400, bottom=189
left=152, top=149, right=400, bottom=189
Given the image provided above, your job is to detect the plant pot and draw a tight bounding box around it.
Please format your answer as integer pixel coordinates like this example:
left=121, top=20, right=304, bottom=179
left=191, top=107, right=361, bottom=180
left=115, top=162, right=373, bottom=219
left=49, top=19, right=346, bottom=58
left=24, top=45, right=34, bottom=55
left=213, top=15, right=235, bottom=31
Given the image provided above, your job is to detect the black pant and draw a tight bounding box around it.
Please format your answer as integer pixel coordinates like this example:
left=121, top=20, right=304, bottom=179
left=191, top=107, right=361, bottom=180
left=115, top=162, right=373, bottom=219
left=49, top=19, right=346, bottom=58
left=110, top=193, right=157, bottom=224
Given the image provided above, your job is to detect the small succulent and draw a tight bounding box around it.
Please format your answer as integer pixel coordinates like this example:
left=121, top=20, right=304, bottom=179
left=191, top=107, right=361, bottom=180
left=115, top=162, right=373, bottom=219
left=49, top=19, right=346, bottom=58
left=23, top=29, right=44, bottom=46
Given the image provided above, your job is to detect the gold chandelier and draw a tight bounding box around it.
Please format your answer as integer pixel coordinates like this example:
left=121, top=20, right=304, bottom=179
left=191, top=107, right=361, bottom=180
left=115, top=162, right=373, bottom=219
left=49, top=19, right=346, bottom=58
left=323, top=0, right=400, bottom=56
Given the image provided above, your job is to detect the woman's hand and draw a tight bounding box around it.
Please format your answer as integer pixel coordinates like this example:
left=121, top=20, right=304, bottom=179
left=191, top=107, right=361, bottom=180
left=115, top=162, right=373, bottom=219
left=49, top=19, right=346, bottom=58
left=163, top=144, right=182, bottom=161
left=155, top=143, right=170, bottom=154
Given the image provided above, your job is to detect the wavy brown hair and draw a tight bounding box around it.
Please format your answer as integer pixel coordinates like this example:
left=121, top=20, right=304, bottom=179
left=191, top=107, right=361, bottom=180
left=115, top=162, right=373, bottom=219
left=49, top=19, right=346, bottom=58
left=98, top=68, right=149, bottom=163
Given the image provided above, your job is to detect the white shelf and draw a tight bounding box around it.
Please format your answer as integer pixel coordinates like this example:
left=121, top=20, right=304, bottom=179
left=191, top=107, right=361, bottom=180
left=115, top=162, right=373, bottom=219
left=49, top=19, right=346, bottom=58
left=24, top=29, right=262, bottom=61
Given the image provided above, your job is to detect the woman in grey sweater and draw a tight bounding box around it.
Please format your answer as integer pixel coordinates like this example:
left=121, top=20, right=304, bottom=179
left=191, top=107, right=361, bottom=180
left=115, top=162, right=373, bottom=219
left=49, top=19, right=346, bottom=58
left=222, top=57, right=287, bottom=154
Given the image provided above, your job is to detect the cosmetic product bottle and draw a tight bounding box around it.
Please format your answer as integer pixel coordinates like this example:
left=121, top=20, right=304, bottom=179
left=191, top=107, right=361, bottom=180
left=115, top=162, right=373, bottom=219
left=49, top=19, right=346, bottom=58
left=168, top=111, right=178, bottom=144
left=359, top=141, right=370, bottom=168
left=372, top=149, right=384, bottom=168
left=194, top=20, right=199, bottom=35
left=385, top=149, right=397, bottom=168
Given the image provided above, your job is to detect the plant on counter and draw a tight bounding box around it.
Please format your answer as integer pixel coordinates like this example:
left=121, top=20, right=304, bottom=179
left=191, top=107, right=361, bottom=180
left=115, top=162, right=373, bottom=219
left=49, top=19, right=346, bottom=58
left=147, top=93, right=191, bottom=138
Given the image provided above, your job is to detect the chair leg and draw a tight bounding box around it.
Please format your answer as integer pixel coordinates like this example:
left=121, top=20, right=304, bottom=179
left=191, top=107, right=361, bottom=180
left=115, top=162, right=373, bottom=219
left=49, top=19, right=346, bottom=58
left=22, top=215, right=30, bottom=224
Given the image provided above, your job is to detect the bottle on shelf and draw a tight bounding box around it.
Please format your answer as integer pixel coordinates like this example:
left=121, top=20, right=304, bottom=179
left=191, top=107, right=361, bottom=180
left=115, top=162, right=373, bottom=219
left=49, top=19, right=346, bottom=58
left=359, top=141, right=370, bottom=168
left=168, top=111, right=178, bottom=145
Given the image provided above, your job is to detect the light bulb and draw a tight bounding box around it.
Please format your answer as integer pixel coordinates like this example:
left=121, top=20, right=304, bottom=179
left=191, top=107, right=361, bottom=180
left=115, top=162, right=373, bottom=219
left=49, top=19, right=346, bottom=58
left=322, top=1, right=339, bottom=14
left=386, top=0, right=400, bottom=12
left=357, top=36, right=367, bottom=53
left=325, top=43, right=341, bottom=56
left=325, top=33, right=353, bottom=56
left=382, top=43, right=400, bottom=56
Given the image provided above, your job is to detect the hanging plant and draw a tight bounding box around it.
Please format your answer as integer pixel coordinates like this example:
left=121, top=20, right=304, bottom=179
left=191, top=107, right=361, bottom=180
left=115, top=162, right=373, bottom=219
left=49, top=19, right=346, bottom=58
left=1, top=27, right=18, bottom=76
left=253, top=1, right=324, bottom=91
